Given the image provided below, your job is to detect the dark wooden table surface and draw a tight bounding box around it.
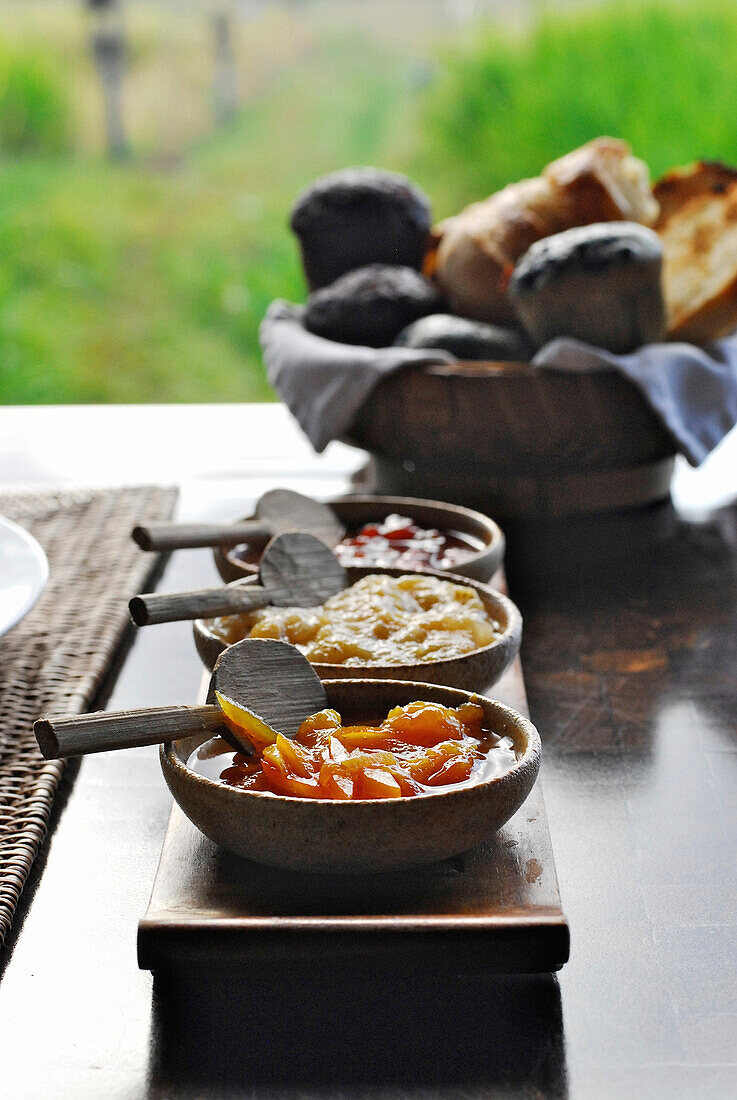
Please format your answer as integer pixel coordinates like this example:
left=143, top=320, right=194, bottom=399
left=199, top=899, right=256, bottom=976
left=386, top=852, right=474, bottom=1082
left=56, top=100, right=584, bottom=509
left=0, top=407, right=736, bottom=1099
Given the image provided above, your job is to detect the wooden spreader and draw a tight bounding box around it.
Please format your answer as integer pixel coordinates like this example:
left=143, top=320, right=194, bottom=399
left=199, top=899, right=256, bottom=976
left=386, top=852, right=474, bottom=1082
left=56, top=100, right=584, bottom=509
left=128, top=530, right=347, bottom=626
left=131, top=488, right=345, bottom=552
left=34, top=638, right=328, bottom=760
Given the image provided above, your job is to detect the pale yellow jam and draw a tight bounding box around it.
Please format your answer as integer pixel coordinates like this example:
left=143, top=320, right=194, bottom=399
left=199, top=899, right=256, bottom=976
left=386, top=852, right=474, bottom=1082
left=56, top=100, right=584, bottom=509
left=208, top=574, right=501, bottom=666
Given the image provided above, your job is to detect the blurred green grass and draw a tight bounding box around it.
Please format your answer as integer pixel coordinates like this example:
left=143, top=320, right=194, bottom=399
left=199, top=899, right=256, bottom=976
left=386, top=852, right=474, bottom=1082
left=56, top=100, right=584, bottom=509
left=0, top=46, right=71, bottom=154
left=0, top=22, right=414, bottom=402
left=2, top=0, right=737, bottom=403
left=411, top=0, right=737, bottom=214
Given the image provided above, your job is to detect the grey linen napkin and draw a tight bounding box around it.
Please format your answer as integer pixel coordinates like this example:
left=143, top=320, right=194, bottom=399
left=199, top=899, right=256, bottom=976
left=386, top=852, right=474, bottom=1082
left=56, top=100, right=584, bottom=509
left=533, top=336, right=737, bottom=466
left=261, top=300, right=737, bottom=465
left=261, top=301, right=453, bottom=453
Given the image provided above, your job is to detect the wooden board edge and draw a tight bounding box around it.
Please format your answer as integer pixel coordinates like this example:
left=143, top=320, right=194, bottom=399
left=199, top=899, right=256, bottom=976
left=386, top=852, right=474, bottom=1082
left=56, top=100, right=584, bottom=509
left=138, top=915, right=570, bottom=974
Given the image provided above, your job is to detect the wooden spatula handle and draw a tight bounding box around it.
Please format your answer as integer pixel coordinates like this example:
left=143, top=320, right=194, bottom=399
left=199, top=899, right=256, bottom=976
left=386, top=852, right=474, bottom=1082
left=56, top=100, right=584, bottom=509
left=132, top=520, right=273, bottom=551
left=34, top=704, right=223, bottom=759
left=128, top=585, right=270, bottom=626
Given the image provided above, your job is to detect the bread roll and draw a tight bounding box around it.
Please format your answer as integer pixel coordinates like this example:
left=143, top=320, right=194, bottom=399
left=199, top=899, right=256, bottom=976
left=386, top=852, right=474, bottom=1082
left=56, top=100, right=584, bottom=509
left=394, top=313, right=531, bottom=361
left=304, top=264, right=445, bottom=347
left=290, top=168, right=432, bottom=291
left=509, top=222, right=665, bottom=353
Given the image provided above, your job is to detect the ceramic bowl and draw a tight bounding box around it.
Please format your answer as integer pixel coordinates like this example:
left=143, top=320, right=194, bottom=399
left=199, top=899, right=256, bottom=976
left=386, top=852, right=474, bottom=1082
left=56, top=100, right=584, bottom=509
left=193, top=565, right=522, bottom=691
left=161, top=678, right=541, bottom=873
left=213, top=494, right=505, bottom=586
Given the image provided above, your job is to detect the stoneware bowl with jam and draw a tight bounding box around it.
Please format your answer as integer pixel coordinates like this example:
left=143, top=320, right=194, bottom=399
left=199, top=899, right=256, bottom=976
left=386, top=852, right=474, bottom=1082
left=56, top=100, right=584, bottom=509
left=193, top=566, right=522, bottom=691
left=160, top=678, right=541, bottom=873
left=213, top=494, right=505, bottom=586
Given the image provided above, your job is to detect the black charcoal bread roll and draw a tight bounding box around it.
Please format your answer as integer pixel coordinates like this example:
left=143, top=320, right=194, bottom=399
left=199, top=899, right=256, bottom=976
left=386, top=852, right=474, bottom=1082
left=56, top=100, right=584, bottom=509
left=509, top=222, right=666, bottom=353
left=290, top=168, right=432, bottom=290
left=394, top=314, right=532, bottom=361
left=304, top=265, right=445, bottom=347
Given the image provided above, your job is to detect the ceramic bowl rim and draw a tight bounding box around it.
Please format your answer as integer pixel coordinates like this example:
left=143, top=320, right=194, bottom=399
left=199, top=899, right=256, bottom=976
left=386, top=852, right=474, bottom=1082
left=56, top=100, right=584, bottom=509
left=162, top=678, right=541, bottom=807
left=194, top=565, right=521, bottom=674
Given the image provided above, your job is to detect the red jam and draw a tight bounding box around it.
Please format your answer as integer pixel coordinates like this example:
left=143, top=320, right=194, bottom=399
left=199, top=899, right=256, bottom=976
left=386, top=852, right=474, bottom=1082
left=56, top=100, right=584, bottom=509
left=334, top=515, right=480, bottom=571
left=232, top=514, right=481, bottom=571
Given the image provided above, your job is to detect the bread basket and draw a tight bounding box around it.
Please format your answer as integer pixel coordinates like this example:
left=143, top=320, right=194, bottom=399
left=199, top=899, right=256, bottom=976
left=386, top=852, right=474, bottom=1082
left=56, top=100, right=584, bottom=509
left=344, top=360, right=677, bottom=519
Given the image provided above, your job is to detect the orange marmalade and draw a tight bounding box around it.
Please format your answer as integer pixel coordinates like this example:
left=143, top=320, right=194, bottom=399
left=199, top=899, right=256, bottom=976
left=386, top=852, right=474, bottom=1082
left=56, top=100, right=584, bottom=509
left=209, top=573, right=500, bottom=666
left=190, top=700, right=517, bottom=800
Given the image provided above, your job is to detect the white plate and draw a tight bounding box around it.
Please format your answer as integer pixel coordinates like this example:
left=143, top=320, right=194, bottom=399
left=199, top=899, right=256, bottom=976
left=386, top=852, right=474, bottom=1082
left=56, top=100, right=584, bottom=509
left=0, top=515, right=49, bottom=638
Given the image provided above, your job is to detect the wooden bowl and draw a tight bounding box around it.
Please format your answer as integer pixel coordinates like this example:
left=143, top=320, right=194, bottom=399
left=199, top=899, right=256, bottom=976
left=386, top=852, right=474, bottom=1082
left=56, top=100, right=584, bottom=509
left=344, top=361, right=677, bottom=518
left=160, top=678, right=541, bottom=873
left=193, top=566, right=522, bottom=691
left=213, top=494, right=505, bottom=585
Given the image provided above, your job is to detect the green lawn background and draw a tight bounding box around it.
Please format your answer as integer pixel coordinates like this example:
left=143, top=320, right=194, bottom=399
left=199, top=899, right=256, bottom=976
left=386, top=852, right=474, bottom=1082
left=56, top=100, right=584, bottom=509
left=1, top=0, right=737, bottom=403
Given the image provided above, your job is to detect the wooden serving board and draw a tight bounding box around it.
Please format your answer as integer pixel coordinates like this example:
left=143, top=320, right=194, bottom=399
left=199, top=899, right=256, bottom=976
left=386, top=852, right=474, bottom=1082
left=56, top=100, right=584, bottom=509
left=138, top=651, right=569, bottom=975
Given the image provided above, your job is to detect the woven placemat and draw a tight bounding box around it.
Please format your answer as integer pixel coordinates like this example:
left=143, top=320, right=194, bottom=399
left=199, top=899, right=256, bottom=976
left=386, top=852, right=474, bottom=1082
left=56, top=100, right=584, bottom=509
left=0, top=484, right=177, bottom=948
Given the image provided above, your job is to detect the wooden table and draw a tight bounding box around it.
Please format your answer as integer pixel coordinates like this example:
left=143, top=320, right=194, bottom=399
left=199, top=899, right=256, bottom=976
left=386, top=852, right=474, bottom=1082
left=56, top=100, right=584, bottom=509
left=1, top=405, right=736, bottom=1099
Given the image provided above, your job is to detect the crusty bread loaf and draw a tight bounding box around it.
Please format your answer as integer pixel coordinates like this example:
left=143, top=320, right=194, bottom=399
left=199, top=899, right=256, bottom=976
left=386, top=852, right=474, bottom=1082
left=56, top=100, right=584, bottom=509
left=658, top=180, right=737, bottom=343
left=428, top=208, right=516, bottom=324
left=433, top=138, right=658, bottom=325
left=654, top=161, right=737, bottom=228
left=545, top=137, right=659, bottom=226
